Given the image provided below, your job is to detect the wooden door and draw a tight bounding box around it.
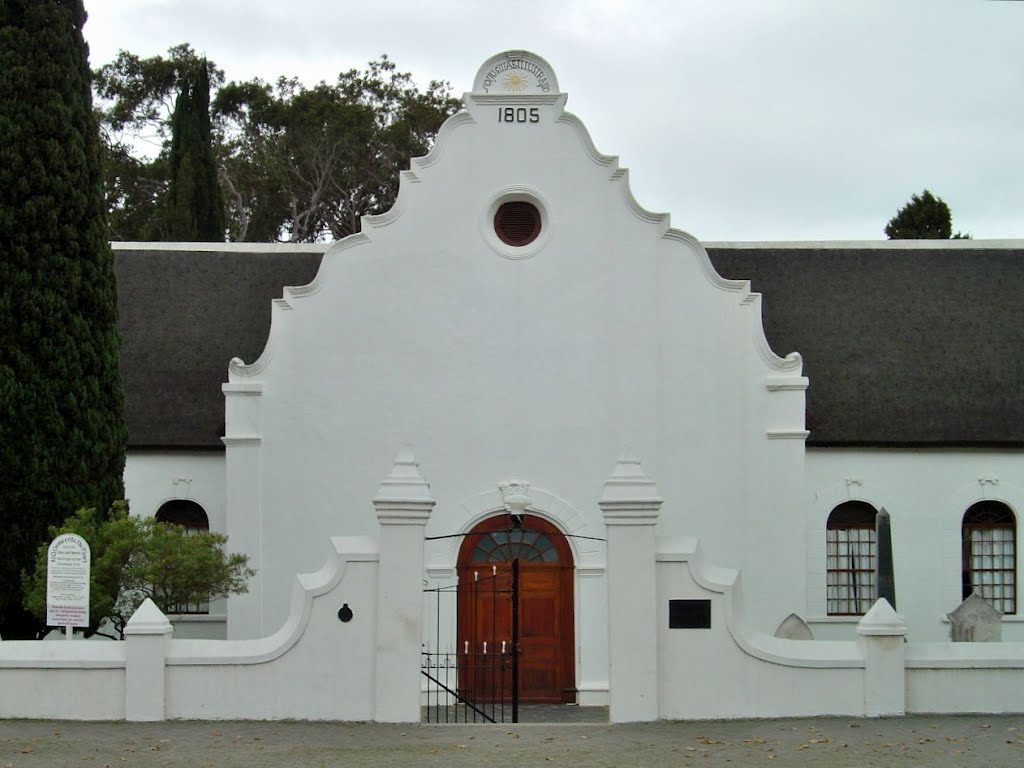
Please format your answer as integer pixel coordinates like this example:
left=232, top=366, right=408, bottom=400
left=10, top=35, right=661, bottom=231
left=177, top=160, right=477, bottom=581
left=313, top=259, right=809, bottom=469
left=518, top=564, right=569, bottom=701
left=457, top=515, right=575, bottom=705
left=458, top=563, right=513, bottom=703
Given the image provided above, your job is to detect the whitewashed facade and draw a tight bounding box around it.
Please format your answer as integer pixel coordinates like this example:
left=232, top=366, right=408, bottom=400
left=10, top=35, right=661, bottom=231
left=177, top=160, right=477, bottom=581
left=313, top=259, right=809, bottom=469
left=218, top=50, right=809, bottom=697
left=124, top=448, right=1024, bottom=647
left=8, top=51, right=1016, bottom=721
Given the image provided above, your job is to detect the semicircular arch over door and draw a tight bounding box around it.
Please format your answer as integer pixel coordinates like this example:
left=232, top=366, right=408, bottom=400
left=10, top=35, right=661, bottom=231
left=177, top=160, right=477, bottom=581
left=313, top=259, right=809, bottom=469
left=457, top=514, right=576, bottom=704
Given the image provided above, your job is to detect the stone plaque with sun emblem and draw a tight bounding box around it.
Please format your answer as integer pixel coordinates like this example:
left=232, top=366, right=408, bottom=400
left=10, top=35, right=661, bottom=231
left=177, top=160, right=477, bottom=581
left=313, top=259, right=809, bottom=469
left=472, top=50, right=560, bottom=95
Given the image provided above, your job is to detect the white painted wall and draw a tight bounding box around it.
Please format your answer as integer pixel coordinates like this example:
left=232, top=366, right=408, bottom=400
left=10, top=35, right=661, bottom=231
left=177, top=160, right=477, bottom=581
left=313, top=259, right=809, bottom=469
left=103, top=51, right=1024, bottom=716
left=804, top=448, right=1024, bottom=641
left=0, top=538, right=380, bottom=721
left=657, top=580, right=866, bottom=719
left=0, top=665, right=124, bottom=720
left=167, top=540, right=380, bottom=721
left=221, top=55, right=808, bottom=702
left=124, top=451, right=229, bottom=637
left=124, top=451, right=226, bottom=531
left=120, top=446, right=1024, bottom=647
left=906, top=643, right=1024, bottom=713
left=655, top=539, right=869, bottom=719
left=5, top=523, right=1024, bottom=721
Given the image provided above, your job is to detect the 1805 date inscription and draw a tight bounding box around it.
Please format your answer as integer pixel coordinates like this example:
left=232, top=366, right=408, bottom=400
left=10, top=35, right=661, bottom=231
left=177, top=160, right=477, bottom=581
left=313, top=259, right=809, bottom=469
left=498, top=107, right=540, bottom=124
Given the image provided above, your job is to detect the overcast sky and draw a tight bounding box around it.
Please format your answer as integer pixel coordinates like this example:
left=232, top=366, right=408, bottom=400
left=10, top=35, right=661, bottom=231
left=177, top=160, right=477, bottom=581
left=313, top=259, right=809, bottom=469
left=83, top=0, right=1022, bottom=242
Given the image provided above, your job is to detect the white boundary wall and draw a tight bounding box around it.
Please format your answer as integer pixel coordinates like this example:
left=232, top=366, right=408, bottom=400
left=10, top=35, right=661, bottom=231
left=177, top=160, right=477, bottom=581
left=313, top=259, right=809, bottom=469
left=650, top=536, right=1024, bottom=719
left=5, top=461, right=1024, bottom=721
left=4, top=537, right=1024, bottom=721
left=166, top=537, right=379, bottom=720
left=0, top=537, right=380, bottom=721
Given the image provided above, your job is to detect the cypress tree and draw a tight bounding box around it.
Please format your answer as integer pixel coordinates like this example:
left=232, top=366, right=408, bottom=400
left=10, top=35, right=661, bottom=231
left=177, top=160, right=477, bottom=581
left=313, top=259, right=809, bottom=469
left=164, top=59, right=225, bottom=240
left=0, top=0, right=127, bottom=637
left=884, top=189, right=953, bottom=239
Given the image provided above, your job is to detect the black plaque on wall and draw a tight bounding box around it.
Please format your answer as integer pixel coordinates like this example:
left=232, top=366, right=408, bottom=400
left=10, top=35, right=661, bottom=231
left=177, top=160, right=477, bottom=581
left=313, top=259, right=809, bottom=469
left=668, top=599, right=711, bottom=629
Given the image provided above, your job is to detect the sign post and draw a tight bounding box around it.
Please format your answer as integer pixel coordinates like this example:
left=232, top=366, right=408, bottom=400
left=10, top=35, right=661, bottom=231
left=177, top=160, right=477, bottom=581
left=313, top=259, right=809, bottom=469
left=46, top=533, right=90, bottom=639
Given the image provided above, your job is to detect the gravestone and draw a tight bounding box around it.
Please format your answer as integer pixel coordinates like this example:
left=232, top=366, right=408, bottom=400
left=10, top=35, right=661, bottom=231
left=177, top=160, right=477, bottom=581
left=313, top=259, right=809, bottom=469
left=948, top=592, right=1002, bottom=642
left=774, top=613, right=814, bottom=640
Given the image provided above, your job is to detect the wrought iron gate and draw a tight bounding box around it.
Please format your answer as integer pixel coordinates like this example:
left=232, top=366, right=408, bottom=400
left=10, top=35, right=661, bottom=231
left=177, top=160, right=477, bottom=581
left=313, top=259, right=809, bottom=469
left=422, top=560, right=521, bottom=723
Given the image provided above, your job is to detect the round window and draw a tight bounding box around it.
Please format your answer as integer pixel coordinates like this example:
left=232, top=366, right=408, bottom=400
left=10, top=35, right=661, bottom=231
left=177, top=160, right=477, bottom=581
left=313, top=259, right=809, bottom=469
left=494, top=201, right=541, bottom=247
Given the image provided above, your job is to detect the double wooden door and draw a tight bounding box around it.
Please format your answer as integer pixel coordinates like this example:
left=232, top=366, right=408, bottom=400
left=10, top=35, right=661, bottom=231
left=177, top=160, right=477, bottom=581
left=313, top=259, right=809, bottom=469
left=456, top=514, right=575, bottom=704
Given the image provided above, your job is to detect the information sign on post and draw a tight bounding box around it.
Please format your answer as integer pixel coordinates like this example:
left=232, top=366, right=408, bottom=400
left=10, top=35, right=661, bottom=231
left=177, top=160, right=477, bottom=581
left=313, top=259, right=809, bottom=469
left=46, top=533, right=91, bottom=638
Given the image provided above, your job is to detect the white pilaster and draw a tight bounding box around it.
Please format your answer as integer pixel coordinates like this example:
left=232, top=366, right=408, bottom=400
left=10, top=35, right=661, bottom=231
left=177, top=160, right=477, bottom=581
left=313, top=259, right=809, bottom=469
left=124, top=599, right=172, bottom=722
left=223, top=380, right=263, bottom=639
left=577, top=564, right=609, bottom=705
left=600, top=455, right=663, bottom=722
left=372, top=447, right=434, bottom=722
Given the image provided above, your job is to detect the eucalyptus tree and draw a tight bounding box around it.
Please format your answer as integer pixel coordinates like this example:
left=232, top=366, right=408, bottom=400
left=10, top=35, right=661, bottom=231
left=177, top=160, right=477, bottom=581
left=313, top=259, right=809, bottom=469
left=95, top=48, right=461, bottom=242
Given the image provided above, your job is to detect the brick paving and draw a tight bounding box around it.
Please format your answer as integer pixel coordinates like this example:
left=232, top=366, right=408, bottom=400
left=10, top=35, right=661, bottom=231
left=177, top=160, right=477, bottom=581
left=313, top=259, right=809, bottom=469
left=2, top=714, right=1024, bottom=767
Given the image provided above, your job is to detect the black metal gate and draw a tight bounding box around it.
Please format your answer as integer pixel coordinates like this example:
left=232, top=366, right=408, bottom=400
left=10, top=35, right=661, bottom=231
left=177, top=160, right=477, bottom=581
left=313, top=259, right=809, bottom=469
left=422, top=560, right=521, bottom=723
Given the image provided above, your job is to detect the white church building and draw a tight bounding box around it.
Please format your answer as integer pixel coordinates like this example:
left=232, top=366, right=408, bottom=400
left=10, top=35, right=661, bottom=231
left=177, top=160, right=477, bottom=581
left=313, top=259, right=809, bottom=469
left=7, top=51, right=1019, bottom=722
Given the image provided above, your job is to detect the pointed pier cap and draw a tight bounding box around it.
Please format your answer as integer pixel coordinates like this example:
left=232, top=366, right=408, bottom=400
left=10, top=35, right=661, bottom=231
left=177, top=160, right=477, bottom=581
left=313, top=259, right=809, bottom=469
left=373, top=447, right=435, bottom=523
left=856, top=598, right=908, bottom=637
left=601, top=454, right=663, bottom=502
left=124, top=598, right=173, bottom=636
left=599, top=454, right=663, bottom=524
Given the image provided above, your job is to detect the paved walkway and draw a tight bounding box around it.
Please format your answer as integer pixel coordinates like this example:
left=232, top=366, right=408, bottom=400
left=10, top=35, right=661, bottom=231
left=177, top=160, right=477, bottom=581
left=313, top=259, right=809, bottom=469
left=2, top=715, right=1024, bottom=767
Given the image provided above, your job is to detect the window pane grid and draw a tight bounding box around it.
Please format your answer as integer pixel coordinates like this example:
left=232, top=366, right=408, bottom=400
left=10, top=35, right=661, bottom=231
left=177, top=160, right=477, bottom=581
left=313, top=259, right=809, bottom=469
left=826, top=524, right=877, bottom=616
left=165, top=599, right=210, bottom=614
left=963, top=502, right=1016, bottom=615
left=471, top=530, right=558, bottom=563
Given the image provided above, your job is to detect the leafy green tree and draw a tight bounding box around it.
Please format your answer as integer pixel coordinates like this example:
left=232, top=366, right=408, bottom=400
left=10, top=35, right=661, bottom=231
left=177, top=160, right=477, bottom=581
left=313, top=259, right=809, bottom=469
left=885, top=189, right=971, bottom=240
left=164, top=58, right=225, bottom=240
left=23, top=504, right=255, bottom=639
left=214, top=77, right=375, bottom=242
left=21, top=504, right=138, bottom=638
left=95, top=48, right=461, bottom=242
left=92, top=44, right=220, bottom=240
left=0, top=0, right=127, bottom=639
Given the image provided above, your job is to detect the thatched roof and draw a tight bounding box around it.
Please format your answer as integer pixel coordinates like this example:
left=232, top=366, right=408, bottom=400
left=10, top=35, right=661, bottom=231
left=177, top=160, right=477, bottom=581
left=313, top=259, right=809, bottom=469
left=707, top=244, right=1024, bottom=446
left=114, top=242, right=1024, bottom=449
left=116, top=245, right=324, bottom=448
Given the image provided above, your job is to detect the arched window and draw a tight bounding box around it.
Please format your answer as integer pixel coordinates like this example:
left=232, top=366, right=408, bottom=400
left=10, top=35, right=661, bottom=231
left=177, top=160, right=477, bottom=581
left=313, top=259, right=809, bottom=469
left=154, top=500, right=210, bottom=614
left=155, top=499, right=209, bottom=533
left=962, top=501, right=1016, bottom=615
left=826, top=501, right=878, bottom=616
left=470, top=528, right=560, bottom=563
